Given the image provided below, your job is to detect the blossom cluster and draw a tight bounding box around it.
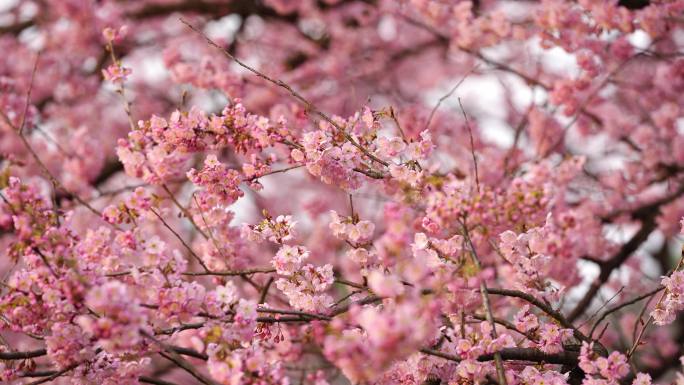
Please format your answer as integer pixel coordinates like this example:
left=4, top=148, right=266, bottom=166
left=329, top=210, right=375, bottom=244
left=242, top=214, right=297, bottom=244
left=273, top=245, right=334, bottom=312
left=652, top=270, right=684, bottom=325
left=117, top=102, right=284, bottom=185
left=579, top=343, right=631, bottom=385
left=323, top=300, right=438, bottom=383
left=188, top=154, right=244, bottom=208
left=76, top=281, right=148, bottom=354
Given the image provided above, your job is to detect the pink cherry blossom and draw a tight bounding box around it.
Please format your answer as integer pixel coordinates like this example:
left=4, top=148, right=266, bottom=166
left=102, top=64, right=132, bottom=84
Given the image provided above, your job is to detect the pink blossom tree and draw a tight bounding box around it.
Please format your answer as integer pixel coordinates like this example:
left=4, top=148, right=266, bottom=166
left=2, top=0, right=684, bottom=384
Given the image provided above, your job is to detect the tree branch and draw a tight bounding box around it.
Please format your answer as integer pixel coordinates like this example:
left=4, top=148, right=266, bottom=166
left=421, top=347, right=580, bottom=366
left=568, top=216, right=657, bottom=322
left=0, top=348, right=47, bottom=360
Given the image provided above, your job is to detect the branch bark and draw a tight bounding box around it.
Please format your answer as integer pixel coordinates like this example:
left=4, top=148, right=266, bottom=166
left=0, top=348, right=47, bottom=360
left=568, top=216, right=657, bottom=322
left=421, top=347, right=581, bottom=366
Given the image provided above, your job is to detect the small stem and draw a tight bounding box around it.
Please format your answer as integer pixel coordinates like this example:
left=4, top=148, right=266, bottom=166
left=150, top=208, right=209, bottom=272
left=461, top=221, right=506, bottom=385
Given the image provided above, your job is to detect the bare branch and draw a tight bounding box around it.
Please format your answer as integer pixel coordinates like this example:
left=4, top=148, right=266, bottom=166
left=424, top=65, right=479, bottom=132
left=19, top=52, right=40, bottom=135
left=568, top=216, right=657, bottom=322
left=0, top=348, right=46, bottom=360
left=181, top=267, right=276, bottom=277
left=589, top=286, right=663, bottom=339
left=150, top=208, right=210, bottom=272
left=142, top=330, right=221, bottom=385
left=458, top=99, right=480, bottom=192
left=421, top=347, right=581, bottom=366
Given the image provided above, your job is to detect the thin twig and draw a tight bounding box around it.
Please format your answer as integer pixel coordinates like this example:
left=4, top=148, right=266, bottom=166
left=142, top=330, right=220, bottom=385
left=471, top=314, right=537, bottom=341
left=627, top=252, right=684, bottom=357
left=162, top=184, right=209, bottom=240
left=334, top=278, right=367, bottom=290
left=330, top=295, right=382, bottom=317
left=259, top=277, right=274, bottom=304
left=577, top=286, right=625, bottom=330
left=458, top=98, right=480, bottom=192
left=150, top=208, right=209, bottom=271
left=388, top=106, right=408, bottom=142
left=33, top=247, right=58, bottom=278
left=589, top=286, right=663, bottom=339
left=257, top=307, right=331, bottom=321
left=502, top=102, right=534, bottom=176
left=19, top=52, right=40, bottom=135
left=105, top=41, right=136, bottom=131
left=191, top=192, right=229, bottom=262
left=460, top=221, right=506, bottom=385
left=424, top=65, right=479, bottom=132
left=170, top=345, right=208, bottom=360
left=245, top=165, right=303, bottom=182
left=0, top=110, right=115, bottom=227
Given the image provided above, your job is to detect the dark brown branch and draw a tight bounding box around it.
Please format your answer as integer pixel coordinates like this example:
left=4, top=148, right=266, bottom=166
left=181, top=268, right=276, bottom=277
left=170, top=346, right=208, bottom=360
left=571, top=184, right=684, bottom=322
left=487, top=288, right=573, bottom=330
left=604, top=182, right=684, bottom=222
left=257, top=307, right=331, bottom=321
left=23, top=372, right=182, bottom=385
left=0, top=19, right=33, bottom=35
left=93, top=160, right=124, bottom=186
left=486, top=287, right=596, bottom=348
left=256, top=315, right=317, bottom=323
left=420, top=348, right=460, bottom=361
left=618, top=0, right=650, bottom=9
left=142, top=331, right=220, bottom=385
left=259, top=277, right=274, bottom=303
left=157, top=322, right=205, bottom=335
left=139, top=377, right=183, bottom=385
left=0, top=348, right=47, bottom=360
left=478, top=348, right=579, bottom=365
left=471, top=314, right=537, bottom=341
left=129, top=1, right=297, bottom=22
left=568, top=215, right=657, bottom=322
left=329, top=295, right=382, bottom=317
left=421, top=347, right=580, bottom=366
left=24, top=363, right=80, bottom=385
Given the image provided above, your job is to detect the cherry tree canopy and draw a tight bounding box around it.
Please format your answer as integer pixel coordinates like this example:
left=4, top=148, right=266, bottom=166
left=2, top=1, right=684, bottom=385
